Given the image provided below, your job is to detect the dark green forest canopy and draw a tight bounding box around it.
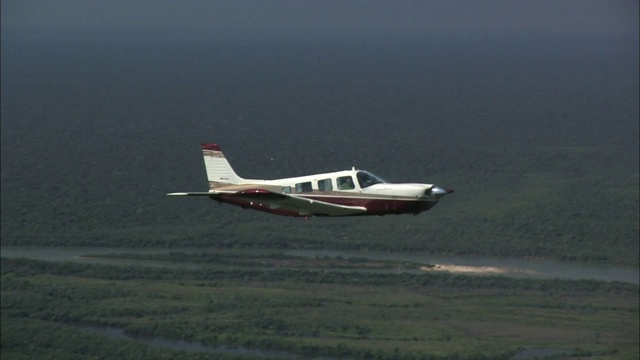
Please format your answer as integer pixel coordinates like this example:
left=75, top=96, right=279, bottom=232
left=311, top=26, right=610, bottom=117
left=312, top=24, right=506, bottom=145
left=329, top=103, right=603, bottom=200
left=1, top=33, right=638, bottom=265
left=2, top=257, right=638, bottom=359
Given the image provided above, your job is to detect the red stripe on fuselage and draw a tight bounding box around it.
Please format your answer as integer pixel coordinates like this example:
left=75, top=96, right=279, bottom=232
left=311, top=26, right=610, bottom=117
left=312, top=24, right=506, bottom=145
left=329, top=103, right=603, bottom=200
left=213, top=194, right=436, bottom=217
left=213, top=196, right=301, bottom=217
left=301, top=195, right=437, bottom=215
left=201, top=143, right=222, bottom=151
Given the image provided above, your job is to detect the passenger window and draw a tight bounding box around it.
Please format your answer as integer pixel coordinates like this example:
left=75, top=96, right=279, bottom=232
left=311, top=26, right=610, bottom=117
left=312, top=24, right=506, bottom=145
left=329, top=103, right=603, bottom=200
left=281, top=186, right=291, bottom=194
left=337, top=176, right=355, bottom=190
left=295, top=182, right=313, bottom=193
left=317, top=178, right=332, bottom=191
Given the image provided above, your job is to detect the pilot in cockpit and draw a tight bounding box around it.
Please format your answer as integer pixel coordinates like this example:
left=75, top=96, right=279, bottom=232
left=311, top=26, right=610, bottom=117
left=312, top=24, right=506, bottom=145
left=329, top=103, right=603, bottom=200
left=357, top=172, right=372, bottom=188
left=338, top=176, right=355, bottom=190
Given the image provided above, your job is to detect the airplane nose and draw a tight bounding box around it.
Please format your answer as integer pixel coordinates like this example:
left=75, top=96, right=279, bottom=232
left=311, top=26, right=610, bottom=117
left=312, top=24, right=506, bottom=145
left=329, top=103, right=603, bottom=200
left=427, top=186, right=454, bottom=199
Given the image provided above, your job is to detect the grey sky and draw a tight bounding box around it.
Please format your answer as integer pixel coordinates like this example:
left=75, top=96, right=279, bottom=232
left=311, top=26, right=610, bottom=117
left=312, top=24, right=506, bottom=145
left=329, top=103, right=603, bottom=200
left=2, top=0, right=638, bottom=36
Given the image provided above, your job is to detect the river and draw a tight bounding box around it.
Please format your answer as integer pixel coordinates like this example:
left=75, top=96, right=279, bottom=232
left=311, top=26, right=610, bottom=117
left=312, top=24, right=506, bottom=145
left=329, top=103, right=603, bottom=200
left=1, top=246, right=637, bottom=284
left=3, top=246, right=632, bottom=360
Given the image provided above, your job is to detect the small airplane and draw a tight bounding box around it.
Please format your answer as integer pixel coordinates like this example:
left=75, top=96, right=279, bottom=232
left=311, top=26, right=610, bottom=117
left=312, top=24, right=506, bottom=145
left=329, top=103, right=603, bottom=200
left=168, top=143, right=453, bottom=217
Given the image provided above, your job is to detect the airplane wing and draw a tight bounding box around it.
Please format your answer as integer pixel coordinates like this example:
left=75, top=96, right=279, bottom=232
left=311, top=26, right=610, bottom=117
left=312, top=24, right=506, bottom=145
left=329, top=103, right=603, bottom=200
left=167, top=189, right=367, bottom=216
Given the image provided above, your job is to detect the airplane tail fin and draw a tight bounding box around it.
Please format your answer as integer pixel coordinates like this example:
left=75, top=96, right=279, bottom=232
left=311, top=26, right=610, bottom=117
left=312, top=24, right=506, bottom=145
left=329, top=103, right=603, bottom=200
left=201, top=143, right=244, bottom=188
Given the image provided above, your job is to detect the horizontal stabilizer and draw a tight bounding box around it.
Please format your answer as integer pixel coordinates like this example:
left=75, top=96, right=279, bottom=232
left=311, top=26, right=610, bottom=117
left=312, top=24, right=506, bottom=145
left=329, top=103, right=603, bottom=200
left=166, top=192, right=215, bottom=196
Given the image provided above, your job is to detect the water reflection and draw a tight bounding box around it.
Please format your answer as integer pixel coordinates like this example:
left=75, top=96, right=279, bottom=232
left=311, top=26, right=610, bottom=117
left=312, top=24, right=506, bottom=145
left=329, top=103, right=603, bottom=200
left=288, top=249, right=640, bottom=284
left=1, top=246, right=638, bottom=284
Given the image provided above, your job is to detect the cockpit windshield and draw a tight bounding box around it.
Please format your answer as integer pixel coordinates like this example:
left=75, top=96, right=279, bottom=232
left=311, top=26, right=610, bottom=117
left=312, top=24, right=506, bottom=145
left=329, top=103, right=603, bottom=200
left=356, top=171, right=387, bottom=189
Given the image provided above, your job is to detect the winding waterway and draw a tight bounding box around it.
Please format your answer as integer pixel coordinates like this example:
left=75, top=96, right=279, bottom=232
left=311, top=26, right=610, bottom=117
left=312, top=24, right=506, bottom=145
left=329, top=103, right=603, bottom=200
left=82, top=325, right=304, bottom=359
left=1, top=246, right=637, bottom=284
left=3, top=246, right=633, bottom=360
left=80, top=325, right=572, bottom=360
